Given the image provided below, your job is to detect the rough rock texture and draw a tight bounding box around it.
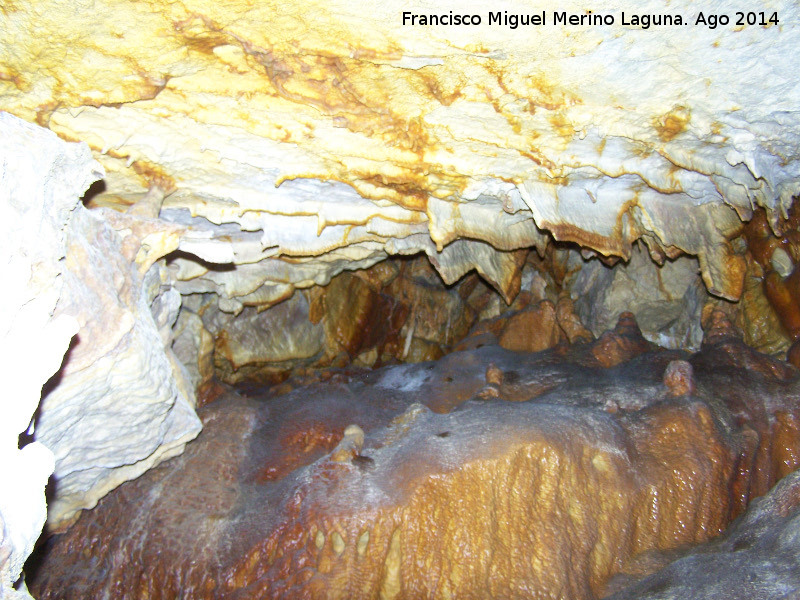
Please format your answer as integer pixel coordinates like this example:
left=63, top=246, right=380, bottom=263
left=4, top=3, right=800, bottom=596
left=496, top=299, right=564, bottom=352
left=571, top=243, right=708, bottom=350
left=205, top=291, right=326, bottom=383
left=734, top=256, right=791, bottom=357
left=458, top=298, right=568, bottom=354
left=39, top=206, right=203, bottom=529
left=171, top=308, right=215, bottom=393
left=28, top=315, right=800, bottom=599
left=0, top=113, right=92, bottom=600
left=605, top=466, right=800, bottom=600
left=200, top=255, right=496, bottom=384
left=3, top=0, right=799, bottom=323
left=0, top=113, right=203, bottom=539
left=741, top=207, right=800, bottom=359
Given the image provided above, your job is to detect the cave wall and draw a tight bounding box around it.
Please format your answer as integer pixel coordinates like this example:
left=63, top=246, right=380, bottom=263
left=0, top=113, right=89, bottom=599
left=4, top=0, right=800, bottom=319
left=0, top=113, right=202, bottom=599
left=25, top=314, right=800, bottom=599
left=2, top=0, right=800, bottom=597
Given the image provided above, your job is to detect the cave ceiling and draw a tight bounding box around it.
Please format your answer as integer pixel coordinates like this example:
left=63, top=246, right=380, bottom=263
left=4, top=0, right=799, bottom=308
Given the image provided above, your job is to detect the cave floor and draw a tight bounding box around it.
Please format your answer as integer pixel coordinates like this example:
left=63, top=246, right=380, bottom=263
left=27, top=314, right=800, bottom=599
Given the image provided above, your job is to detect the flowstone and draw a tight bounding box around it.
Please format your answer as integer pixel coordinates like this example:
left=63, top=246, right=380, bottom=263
left=29, top=314, right=800, bottom=599
left=606, top=468, right=800, bottom=600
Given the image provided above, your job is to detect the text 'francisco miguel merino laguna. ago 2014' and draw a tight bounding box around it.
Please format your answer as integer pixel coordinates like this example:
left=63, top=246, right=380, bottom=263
left=401, top=10, right=780, bottom=30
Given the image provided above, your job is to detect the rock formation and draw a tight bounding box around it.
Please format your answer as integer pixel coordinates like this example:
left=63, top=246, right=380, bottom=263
left=0, top=112, right=201, bottom=600
left=0, top=113, right=91, bottom=600
left=606, top=466, right=800, bottom=600
left=3, top=0, right=800, bottom=597
left=4, top=0, right=800, bottom=320
left=26, top=314, right=800, bottom=599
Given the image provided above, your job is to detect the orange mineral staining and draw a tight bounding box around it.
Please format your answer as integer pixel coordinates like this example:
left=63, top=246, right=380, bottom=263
left=29, top=315, right=800, bottom=600
left=653, top=105, right=691, bottom=142
left=591, top=311, right=652, bottom=367
left=743, top=205, right=800, bottom=343
left=497, top=299, right=564, bottom=352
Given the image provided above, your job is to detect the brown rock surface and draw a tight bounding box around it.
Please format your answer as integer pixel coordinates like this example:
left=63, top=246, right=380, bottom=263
left=497, top=300, right=564, bottom=353
left=605, top=466, right=800, bottom=600
left=556, top=296, right=594, bottom=344
left=207, top=292, right=326, bottom=384
left=590, top=312, right=653, bottom=368
left=321, top=271, right=407, bottom=359
left=385, top=258, right=478, bottom=357
left=742, top=207, right=800, bottom=351
left=28, top=318, right=800, bottom=599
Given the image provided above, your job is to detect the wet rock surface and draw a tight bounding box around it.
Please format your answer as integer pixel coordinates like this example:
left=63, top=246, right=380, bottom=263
left=605, top=467, right=800, bottom=600
left=28, top=315, right=800, bottom=599
left=571, top=243, right=707, bottom=351
left=4, top=6, right=800, bottom=598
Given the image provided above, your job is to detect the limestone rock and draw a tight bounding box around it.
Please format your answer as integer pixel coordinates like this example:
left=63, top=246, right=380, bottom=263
left=663, top=360, right=695, bottom=397
left=497, top=299, right=564, bottom=352
left=171, top=308, right=215, bottom=393
left=36, top=202, right=202, bottom=529
left=385, top=258, right=477, bottom=357
left=1, top=112, right=202, bottom=538
left=0, top=112, right=93, bottom=600
left=587, top=312, right=654, bottom=368
left=4, top=2, right=800, bottom=595
left=400, top=337, right=446, bottom=363
left=698, top=307, right=795, bottom=381
left=457, top=294, right=588, bottom=355
left=4, top=0, right=799, bottom=317
left=738, top=207, right=800, bottom=355
left=556, top=296, right=594, bottom=344
left=321, top=272, right=404, bottom=358
left=204, top=291, right=325, bottom=384
left=28, top=329, right=800, bottom=599
left=735, top=259, right=791, bottom=356
left=572, top=243, right=708, bottom=350
left=606, top=467, right=800, bottom=600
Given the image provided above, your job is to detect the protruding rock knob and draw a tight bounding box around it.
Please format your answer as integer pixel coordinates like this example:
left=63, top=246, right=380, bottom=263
left=478, top=364, right=503, bottom=399
left=485, top=364, right=503, bottom=386
left=330, top=424, right=365, bottom=462
left=664, top=360, right=695, bottom=397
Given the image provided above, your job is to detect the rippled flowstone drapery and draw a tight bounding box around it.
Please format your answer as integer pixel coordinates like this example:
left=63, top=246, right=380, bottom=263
left=605, top=467, right=800, bottom=599
left=28, top=314, right=800, bottom=599
left=2, top=0, right=799, bottom=326
left=4, top=1, right=800, bottom=596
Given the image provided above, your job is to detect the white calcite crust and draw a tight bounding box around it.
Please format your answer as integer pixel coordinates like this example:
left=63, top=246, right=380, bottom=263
left=36, top=206, right=202, bottom=527
left=0, top=112, right=92, bottom=598
left=3, top=0, right=797, bottom=312
left=0, top=111, right=202, bottom=570
left=1, top=1, right=800, bottom=578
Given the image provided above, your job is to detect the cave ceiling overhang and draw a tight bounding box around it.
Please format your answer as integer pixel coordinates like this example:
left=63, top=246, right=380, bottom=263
left=2, top=0, right=799, bottom=304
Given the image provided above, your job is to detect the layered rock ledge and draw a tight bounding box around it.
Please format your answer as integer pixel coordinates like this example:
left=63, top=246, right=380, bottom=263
left=3, top=0, right=800, bottom=315
left=3, top=2, right=800, bottom=597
